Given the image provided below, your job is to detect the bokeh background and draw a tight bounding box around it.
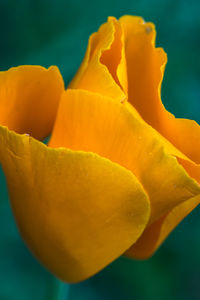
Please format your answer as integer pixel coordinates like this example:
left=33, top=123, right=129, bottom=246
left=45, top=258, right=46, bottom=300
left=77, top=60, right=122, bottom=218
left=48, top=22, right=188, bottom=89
left=0, top=0, right=200, bottom=299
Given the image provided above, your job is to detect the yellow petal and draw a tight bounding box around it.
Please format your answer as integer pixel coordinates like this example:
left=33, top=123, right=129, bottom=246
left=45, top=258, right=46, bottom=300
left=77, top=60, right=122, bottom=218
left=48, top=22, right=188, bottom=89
left=49, top=89, right=200, bottom=224
left=0, top=125, right=150, bottom=283
left=126, top=194, right=200, bottom=259
left=120, top=15, right=200, bottom=164
left=69, top=17, right=127, bottom=101
left=0, top=65, right=64, bottom=140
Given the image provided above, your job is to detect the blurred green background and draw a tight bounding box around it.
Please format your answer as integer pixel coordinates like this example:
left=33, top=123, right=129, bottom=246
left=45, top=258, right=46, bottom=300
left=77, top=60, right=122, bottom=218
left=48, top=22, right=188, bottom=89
left=0, top=0, right=200, bottom=299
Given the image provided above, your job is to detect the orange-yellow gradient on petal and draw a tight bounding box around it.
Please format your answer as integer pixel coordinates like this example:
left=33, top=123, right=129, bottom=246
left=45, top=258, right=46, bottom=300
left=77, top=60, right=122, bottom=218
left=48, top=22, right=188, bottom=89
left=0, top=15, right=200, bottom=283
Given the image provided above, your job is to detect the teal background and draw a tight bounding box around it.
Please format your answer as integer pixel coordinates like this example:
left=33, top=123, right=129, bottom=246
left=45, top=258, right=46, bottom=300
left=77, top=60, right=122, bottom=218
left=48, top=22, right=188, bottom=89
left=0, top=0, right=200, bottom=299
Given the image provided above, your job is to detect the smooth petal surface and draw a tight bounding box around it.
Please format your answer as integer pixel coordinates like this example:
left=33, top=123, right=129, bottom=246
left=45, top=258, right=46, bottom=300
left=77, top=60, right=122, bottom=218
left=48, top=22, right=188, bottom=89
left=120, top=15, right=200, bottom=164
left=69, top=17, right=127, bottom=102
left=49, top=89, right=200, bottom=225
left=0, top=65, right=64, bottom=140
left=126, top=194, right=200, bottom=259
left=0, top=125, right=150, bottom=283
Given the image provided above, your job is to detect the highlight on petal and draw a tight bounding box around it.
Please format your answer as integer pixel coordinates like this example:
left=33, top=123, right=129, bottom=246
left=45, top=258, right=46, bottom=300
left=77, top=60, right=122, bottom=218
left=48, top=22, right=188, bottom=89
left=126, top=194, right=200, bottom=259
left=49, top=89, right=200, bottom=225
left=0, top=125, right=150, bottom=283
left=120, top=15, right=200, bottom=164
left=0, top=65, right=64, bottom=140
left=69, top=17, right=127, bottom=102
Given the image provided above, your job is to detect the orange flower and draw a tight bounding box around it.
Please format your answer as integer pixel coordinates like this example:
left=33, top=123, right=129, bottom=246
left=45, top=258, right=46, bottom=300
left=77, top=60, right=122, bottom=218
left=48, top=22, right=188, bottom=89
left=0, top=16, right=200, bottom=283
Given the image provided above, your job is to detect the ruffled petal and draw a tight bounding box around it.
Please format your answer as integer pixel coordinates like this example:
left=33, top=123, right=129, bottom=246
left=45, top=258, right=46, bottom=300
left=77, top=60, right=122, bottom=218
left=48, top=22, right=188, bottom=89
left=49, top=89, right=200, bottom=225
left=69, top=17, right=127, bottom=102
left=0, top=125, right=150, bottom=283
left=126, top=194, right=200, bottom=259
left=120, top=15, right=200, bottom=164
left=0, top=65, right=64, bottom=140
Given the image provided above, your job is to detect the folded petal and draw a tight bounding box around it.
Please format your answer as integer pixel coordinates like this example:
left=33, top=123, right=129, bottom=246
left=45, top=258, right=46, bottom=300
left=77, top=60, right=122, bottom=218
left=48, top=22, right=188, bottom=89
left=69, top=17, right=127, bottom=101
left=177, top=158, right=200, bottom=183
left=0, top=65, right=64, bottom=140
left=0, top=125, right=150, bottom=283
left=49, top=89, right=200, bottom=224
left=120, top=15, right=200, bottom=164
left=126, top=194, right=200, bottom=259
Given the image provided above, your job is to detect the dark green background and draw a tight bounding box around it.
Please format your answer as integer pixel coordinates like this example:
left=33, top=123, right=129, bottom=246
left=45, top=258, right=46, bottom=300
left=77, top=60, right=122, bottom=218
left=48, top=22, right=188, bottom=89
left=0, top=0, right=200, bottom=299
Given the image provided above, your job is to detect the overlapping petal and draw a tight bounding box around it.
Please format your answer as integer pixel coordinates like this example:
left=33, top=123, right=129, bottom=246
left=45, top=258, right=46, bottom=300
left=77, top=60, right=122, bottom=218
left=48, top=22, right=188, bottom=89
left=49, top=89, right=200, bottom=226
left=118, top=15, right=200, bottom=256
left=126, top=194, right=200, bottom=259
left=0, top=65, right=64, bottom=140
left=0, top=125, right=150, bottom=283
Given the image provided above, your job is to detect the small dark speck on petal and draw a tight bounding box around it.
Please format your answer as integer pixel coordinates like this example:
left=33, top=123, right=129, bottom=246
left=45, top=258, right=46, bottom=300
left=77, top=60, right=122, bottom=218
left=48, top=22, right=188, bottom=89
left=146, top=26, right=152, bottom=34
